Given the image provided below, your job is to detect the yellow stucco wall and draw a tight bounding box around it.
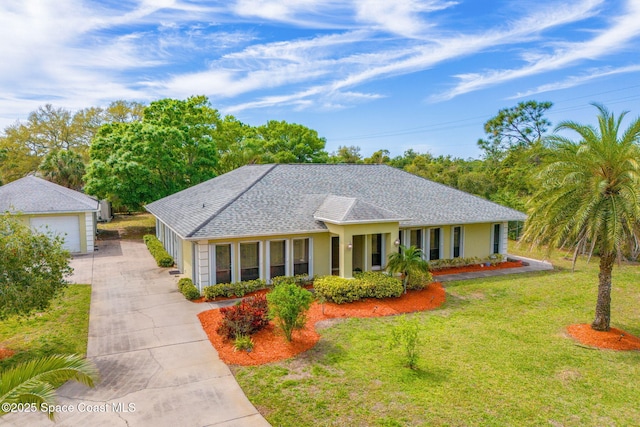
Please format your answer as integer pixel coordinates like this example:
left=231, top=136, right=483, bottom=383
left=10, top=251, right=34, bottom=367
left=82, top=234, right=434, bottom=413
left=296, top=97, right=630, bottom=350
left=182, top=240, right=193, bottom=279
left=463, top=223, right=492, bottom=258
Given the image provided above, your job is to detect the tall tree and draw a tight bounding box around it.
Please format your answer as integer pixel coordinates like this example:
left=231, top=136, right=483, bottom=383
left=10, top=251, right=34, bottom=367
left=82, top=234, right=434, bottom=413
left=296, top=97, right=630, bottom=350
left=329, top=145, right=362, bottom=163
left=522, top=104, right=640, bottom=331
left=364, top=149, right=391, bottom=164
left=39, top=149, right=86, bottom=190
left=85, top=96, right=220, bottom=210
left=254, top=120, right=328, bottom=163
left=478, top=100, right=553, bottom=160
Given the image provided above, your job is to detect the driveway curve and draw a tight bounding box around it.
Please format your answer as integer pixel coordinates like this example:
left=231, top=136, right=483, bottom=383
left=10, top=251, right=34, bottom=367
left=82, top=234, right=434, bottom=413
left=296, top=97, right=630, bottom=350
left=1, top=240, right=270, bottom=427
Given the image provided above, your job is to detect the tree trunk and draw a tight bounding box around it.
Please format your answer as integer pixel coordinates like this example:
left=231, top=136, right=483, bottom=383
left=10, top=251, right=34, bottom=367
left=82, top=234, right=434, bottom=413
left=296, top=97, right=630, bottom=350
left=591, top=251, right=615, bottom=331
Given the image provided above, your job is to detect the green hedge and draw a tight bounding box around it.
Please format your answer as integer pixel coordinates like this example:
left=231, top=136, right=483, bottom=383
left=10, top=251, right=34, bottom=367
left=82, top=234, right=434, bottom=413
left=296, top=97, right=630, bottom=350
left=428, top=254, right=505, bottom=270
left=143, top=234, right=174, bottom=267
left=203, top=279, right=267, bottom=300
left=176, top=277, right=200, bottom=300
left=406, top=270, right=434, bottom=290
left=314, top=272, right=403, bottom=304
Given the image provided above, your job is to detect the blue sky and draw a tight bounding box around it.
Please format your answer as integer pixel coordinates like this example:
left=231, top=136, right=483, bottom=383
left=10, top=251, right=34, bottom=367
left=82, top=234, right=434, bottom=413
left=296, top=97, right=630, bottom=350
left=1, top=0, right=639, bottom=158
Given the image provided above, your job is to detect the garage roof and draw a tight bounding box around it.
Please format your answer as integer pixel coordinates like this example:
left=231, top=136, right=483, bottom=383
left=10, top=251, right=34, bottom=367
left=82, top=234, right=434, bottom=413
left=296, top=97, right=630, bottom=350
left=0, top=176, right=99, bottom=214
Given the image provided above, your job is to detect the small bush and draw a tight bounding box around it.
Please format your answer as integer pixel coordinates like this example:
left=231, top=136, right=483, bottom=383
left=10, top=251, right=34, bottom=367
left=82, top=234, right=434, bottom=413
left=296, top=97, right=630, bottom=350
left=181, top=283, right=200, bottom=300
left=203, top=279, right=267, bottom=300
left=233, top=334, right=255, bottom=352
left=356, top=272, right=403, bottom=299
left=267, top=282, right=314, bottom=342
left=177, top=277, right=192, bottom=293
left=389, top=314, right=422, bottom=369
left=406, top=270, right=433, bottom=290
left=143, top=234, right=174, bottom=267
left=217, top=295, right=269, bottom=340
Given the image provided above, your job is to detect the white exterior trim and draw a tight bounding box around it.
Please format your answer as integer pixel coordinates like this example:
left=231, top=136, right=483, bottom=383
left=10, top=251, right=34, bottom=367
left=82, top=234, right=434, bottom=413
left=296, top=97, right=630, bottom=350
left=450, top=225, right=464, bottom=258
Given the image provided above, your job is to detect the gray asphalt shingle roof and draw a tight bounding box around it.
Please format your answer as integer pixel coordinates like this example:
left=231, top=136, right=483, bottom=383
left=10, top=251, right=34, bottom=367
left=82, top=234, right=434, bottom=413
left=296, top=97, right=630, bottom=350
left=0, top=176, right=99, bottom=213
left=145, top=164, right=527, bottom=239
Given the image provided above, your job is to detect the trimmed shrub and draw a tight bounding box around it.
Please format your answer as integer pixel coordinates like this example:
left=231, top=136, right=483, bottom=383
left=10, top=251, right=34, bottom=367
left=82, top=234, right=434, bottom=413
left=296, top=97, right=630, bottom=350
left=203, top=279, right=267, bottom=300
left=406, top=270, right=434, bottom=290
left=356, top=272, right=403, bottom=299
left=267, top=282, right=314, bottom=342
left=314, top=273, right=403, bottom=304
left=217, top=295, right=269, bottom=340
left=143, top=234, right=174, bottom=267
left=181, top=282, right=201, bottom=300
left=177, top=277, right=192, bottom=293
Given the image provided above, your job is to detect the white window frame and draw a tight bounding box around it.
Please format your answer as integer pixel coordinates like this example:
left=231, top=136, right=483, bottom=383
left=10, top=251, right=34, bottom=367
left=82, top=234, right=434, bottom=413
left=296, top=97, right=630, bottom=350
left=238, top=241, right=263, bottom=282
left=426, top=227, right=443, bottom=261
left=291, top=237, right=313, bottom=278
left=371, top=233, right=385, bottom=270
left=451, top=225, right=464, bottom=258
left=266, top=239, right=289, bottom=283
left=209, top=242, right=235, bottom=285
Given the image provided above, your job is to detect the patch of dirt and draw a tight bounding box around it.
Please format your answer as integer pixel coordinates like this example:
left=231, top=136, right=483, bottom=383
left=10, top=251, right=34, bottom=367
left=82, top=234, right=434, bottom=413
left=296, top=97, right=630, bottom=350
left=556, top=368, right=582, bottom=384
left=0, top=348, right=15, bottom=360
left=198, top=282, right=446, bottom=366
left=431, top=261, right=523, bottom=275
left=566, top=324, right=640, bottom=351
left=96, top=229, right=120, bottom=240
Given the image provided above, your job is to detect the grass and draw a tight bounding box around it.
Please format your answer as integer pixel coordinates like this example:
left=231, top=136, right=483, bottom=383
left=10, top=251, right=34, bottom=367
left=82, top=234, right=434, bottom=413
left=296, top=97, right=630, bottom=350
left=0, top=285, right=92, bottom=371
left=97, top=212, right=155, bottom=240
left=233, top=245, right=640, bottom=426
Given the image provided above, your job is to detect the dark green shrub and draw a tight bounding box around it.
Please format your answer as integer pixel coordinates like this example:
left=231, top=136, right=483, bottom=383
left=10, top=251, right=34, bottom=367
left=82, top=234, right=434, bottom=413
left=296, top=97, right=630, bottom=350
left=143, top=234, right=174, bottom=267
left=267, top=282, right=314, bottom=342
left=203, top=279, right=266, bottom=300
left=217, top=295, right=269, bottom=340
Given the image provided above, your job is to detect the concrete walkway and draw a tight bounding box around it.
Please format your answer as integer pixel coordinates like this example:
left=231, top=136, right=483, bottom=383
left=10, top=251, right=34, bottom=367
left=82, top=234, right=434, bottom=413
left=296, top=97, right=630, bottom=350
left=1, top=240, right=270, bottom=427
left=435, top=254, right=554, bottom=282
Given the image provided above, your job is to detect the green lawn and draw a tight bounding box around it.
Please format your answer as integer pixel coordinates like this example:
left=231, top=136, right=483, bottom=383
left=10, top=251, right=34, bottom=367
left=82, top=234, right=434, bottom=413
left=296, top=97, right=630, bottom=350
left=233, top=246, right=640, bottom=426
left=98, top=212, right=155, bottom=240
left=0, top=285, right=92, bottom=371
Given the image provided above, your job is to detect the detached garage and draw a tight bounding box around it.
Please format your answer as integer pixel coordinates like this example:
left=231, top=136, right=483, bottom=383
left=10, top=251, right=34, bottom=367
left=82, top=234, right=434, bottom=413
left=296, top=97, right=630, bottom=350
left=0, top=176, right=99, bottom=254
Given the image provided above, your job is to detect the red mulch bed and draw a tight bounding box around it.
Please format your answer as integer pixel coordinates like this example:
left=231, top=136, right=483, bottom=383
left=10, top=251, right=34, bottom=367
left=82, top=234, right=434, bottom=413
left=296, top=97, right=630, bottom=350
left=0, top=348, right=15, bottom=360
left=198, top=282, right=446, bottom=366
left=431, top=260, right=523, bottom=276
left=566, top=324, right=640, bottom=351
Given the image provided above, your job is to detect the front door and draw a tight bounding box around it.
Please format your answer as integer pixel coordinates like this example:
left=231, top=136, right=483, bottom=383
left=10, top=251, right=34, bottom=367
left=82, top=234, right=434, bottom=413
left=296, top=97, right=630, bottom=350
left=331, top=236, right=340, bottom=275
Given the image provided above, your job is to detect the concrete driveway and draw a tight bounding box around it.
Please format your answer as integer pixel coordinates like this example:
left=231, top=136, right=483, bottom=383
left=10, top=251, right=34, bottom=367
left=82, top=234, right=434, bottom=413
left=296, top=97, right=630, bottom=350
left=1, top=240, right=270, bottom=427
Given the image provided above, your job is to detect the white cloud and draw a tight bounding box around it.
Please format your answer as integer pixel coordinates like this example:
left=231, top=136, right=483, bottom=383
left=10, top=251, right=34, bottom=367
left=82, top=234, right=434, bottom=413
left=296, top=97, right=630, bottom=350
left=432, top=0, right=640, bottom=100
left=509, top=64, right=640, bottom=99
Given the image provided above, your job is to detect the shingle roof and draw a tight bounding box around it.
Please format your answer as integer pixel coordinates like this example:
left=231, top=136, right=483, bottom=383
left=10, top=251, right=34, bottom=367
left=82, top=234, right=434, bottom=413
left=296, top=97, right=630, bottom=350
left=0, top=176, right=99, bottom=213
left=145, top=164, right=527, bottom=239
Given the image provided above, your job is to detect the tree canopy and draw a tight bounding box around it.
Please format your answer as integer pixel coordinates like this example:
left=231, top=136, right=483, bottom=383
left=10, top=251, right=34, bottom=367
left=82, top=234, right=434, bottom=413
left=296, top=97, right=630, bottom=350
left=0, top=213, right=73, bottom=320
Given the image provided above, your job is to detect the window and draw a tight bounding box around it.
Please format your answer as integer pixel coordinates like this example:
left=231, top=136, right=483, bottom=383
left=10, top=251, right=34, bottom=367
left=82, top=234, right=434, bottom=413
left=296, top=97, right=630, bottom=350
left=331, top=236, right=340, bottom=275
left=269, top=240, right=286, bottom=279
left=215, top=244, right=232, bottom=284
left=372, top=234, right=382, bottom=268
left=452, top=226, right=462, bottom=258
left=429, top=228, right=440, bottom=260
left=410, top=229, right=422, bottom=249
left=493, top=224, right=501, bottom=254
left=240, top=242, right=260, bottom=281
left=398, top=230, right=403, bottom=253
left=293, top=238, right=309, bottom=276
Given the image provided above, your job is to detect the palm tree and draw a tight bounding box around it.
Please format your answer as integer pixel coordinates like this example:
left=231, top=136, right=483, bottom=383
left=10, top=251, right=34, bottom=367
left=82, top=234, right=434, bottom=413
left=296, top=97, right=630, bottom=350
left=387, top=245, right=429, bottom=294
left=39, top=149, right=86, bottom=190
left=522, top=103, right=640, bottom=331
left=0, top=354, right=98, bottom=420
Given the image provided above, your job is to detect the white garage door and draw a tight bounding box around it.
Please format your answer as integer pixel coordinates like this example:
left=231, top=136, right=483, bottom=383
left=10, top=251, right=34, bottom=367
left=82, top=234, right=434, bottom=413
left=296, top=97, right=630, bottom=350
left=30, top=216, right=81, bottom=253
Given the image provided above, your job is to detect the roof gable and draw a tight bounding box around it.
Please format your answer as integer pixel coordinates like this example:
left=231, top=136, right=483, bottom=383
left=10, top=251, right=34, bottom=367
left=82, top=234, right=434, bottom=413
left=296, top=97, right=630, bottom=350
left=314, top=195, right=407, bottom=224
left=0, top=176, right=99, bottom=213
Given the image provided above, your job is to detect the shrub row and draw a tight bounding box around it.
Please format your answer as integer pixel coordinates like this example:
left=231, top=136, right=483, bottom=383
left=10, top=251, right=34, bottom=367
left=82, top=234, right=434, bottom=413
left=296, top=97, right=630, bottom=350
left=143, top=234, right=174, bottom=267
left=406, top=270, right=433, bottom=290
left=177, top=277, right=200, bottom=300
left=203, top=279, right=267, bottom=300
left=314, top=272, right=403, bottom=304
left=428, top=254, right=504, bottom=270
left=217, top=295, right=269, bottom=340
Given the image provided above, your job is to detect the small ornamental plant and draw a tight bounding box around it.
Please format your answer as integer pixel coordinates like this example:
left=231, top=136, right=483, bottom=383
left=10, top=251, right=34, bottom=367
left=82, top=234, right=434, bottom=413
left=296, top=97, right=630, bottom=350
left=389, top=314, right=422, bottom=370
left=267, top=282, right=314, bottom=342
left=217, top=295, right=269, bottom=340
